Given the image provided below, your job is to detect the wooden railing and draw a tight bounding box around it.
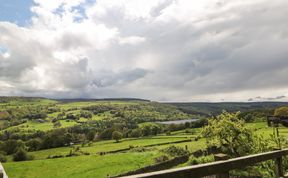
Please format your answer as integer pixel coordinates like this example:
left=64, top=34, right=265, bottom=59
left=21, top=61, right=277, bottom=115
left=120, top=149, right=288, bottom=178
left=0, top=162, right=8, bottom=178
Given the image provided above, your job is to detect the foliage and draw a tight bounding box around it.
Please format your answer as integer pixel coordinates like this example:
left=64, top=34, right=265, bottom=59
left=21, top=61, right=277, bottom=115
left=154, top=155, right=169, bottom=163
left=99, top=128, right=115, bottom=140
left=0, top=139, right=23, bottom=155
left=139, top=123, right=163, bottom=136
left=112, top=131, right=123, bottom=142
left=0, top=153, right=7, bottom=162
left=0, top=111, right=10, bottom=120
left=161, top=146, right=189, bottom=157
left=202, top=111, right=282, bottom=178
left=130, top=129, right=142, bottom=138
left=13, top=148, right=33, bottom=162
left=202, top=111, right=255, bottom=157
left=171, top=102, right=288, bottom=116
left=53, top=121, right=61, bottom=128
left=274, top=106, right=288, bottom=116
left=86, top=130, right=96, bottom=141
left=130, top=146, right=154, bottom=153
left=188, top=155, right=214, bottom=165
left=25, top=139, right=42, bottom=151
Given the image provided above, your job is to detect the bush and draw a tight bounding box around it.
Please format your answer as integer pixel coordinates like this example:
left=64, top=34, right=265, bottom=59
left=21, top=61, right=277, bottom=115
left=154, top=155, right=169, bottom=163
left=130, top=129, right=142, bottom=138
left=26, top=139, right=42, bottom=151
left=0, top=139, right=21, bottom=155
left=0, top=153, right=7, bottom=163
left=188, top=155, right=214, bottom=165
left=112, top=131, right=123, bottom=142
left=130, top=146, right=154, bottom=152
left=99, top=128, right=115, bottom=140
left=274, top=107, right=288, bottom=116
left=13, top=148, right=33, bottom=161
left=202, top=111, right=255, bottom=157
left=161, top=146, right=189, bottom=157
left=47, top=155, right=64, bottom=159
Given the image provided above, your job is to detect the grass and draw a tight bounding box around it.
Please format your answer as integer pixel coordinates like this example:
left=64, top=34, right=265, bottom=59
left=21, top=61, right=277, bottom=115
left=26, top=136, right=193, bottom=160
left=4, top=121, right=288, bottom=178
left=247, top=122, right=288, bottom=138
left=4, top=152, right=159, bottom=178
left=3, top=120, right=79, bottom=132
left=156, top=138, right=206, bottom=152
left=0, top=98, right=57, bottom=109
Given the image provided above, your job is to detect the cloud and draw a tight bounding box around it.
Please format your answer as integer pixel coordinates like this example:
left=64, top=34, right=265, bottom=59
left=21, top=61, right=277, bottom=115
left=249, top=95, right=287, bottom=102
left=1, top=0, right=288, bottom=101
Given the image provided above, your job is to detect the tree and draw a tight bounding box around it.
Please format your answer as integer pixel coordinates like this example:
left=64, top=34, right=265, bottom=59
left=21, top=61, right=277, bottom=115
left=53, top=121, right=62, bottom=128
left=112, top=131, right=123, bottom=143
left=0, top=139, right=21, bottom=155
left=0, top=111, right=10, bottom=120
left=202, top=112, right=255, bottom=157
left=13, top=148, right=28, bottom=161
left=130, top=129, right=142, bottom=138
left=87, top=130, right=96, bottom=141
left=0, top=153, right=7, bottom=163
left=25, top=139, right=42, bottom=151
left=274, top=107, right=288, bottom=116
left=99, top=128, right=115, bottom=140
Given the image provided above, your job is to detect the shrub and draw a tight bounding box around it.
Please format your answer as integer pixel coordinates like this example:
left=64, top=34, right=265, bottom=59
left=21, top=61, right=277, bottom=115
left=188, top=155, right=214, bottom=165
left=161, top=146, right=189, bottom=157
left=0, top=153, right=7, bottom=163
left=112, top=131, right=123, bottom=142
left=130, top=129, right=142, bottom=138
left=130, top=146, right=153, bottom=152
left=0, top=139, right=21, bottom=155
left=47, top=155, right=64, bottom=159
left=26, top=139, right=42, bottom=151
left=154, top=155, right=169, bottom=163
left=274, top=107, right=288, bottom=116
left=13, top=148, right=33, bottom=161
left=202, top=111, right=254, bottom=157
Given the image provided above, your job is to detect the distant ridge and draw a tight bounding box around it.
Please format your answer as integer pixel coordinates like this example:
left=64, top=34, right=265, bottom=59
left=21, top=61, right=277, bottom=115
left=57, top=98, right=151, bottom=102
left=168, top=102, right=288, bottom=116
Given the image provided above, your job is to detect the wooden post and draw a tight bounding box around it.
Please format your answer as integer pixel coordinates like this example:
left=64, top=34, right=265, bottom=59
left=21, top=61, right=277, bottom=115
left=214, top=154, right=229, bottom=178
left=273, top=148, right=284, bottom=178
left=275, top=156, right=284, bottom=178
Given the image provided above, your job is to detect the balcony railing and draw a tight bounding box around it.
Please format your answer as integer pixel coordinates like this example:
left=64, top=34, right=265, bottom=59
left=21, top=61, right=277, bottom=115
left=0, top=162, right=8, bottom=178
left=120, top=149, right=288, bottom=178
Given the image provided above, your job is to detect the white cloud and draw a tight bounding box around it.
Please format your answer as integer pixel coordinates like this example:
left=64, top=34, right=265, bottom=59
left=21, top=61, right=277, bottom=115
left=118, top=36, right=146, bottom=45
left=0, top=0, right=288, bottom=101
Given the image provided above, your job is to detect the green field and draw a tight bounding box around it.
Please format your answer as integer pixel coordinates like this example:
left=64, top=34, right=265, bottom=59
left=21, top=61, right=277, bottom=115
left=4, top=122, right=284, bottom=178
left=4, top=152, right=160, bottom=178
left=27, top=136, right=196, bottom=160
left=1, top=97, right=288, bottom=178
left=3, top=134, right=205, bottom=178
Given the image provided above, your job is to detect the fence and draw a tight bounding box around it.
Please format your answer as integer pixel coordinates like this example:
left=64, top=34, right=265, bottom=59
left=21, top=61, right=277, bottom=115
left=0, top=162, right=8, bottom=178
left=120, top=149, right=288, bottom=178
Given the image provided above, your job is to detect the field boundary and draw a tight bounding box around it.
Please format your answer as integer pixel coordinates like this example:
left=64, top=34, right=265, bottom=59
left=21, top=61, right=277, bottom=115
left=113, top=155, right=189, bottom=177
left=97, top=139, right=192, bottom=155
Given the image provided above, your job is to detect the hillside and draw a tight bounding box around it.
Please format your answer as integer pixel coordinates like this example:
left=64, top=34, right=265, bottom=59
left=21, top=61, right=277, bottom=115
left=1, top=97, right=288, bottom=178
left=169, top=102, right=288, bottom=116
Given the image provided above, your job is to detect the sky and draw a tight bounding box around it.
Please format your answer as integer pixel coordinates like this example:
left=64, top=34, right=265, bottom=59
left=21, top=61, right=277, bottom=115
left=0, top=0, right=288, bottom=102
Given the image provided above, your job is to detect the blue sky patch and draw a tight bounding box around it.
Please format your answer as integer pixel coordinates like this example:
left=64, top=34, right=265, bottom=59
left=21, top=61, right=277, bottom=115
left=0, top=0, right=35, bottom=26
left=0, top=45, right=8, bottom=54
